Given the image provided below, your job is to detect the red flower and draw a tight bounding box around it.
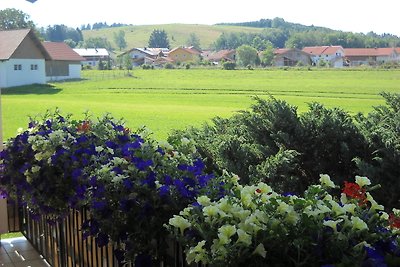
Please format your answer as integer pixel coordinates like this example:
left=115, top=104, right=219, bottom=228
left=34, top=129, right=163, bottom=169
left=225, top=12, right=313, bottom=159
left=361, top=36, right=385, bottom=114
left=342, top=181, right=367, bottom=206
left=389, top=213, right=400, bottom=229
left=255, top=189, right=262, bottom=194
left=77, top=121, right=90, bottom=133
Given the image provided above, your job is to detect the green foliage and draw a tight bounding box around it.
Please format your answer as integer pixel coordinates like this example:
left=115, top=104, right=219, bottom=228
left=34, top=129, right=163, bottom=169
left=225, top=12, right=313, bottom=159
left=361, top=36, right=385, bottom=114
left=0, top=8, right=35, bottom=30
left=354, top=93, right=400, bottom=208
left=186, top=33, right=201, bottom=50
left=169, top=96, right=378, bottom=197
left=148, top=29, right=170, bottom=48
left=164, top=63, right=175, bottom=69
left=42, top=24, right=83, bottom=43
left=236, top=45, right=259, bottom=67
left=222, top=62, right=236, bottom=70
left=113, top=30, right=127, bottom=50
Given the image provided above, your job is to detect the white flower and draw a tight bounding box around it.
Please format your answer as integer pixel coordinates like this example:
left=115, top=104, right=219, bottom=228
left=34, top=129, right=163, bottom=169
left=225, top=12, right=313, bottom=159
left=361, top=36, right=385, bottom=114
left=95, top=146, right=104, bottom=153
left=355, top=176, right=371, bottom=188
left=203, top=205, right=219, bottom=217
left=380, top=212, right=389, bottom=220
left=197, top=196, right=211, bottom=206
left=186, top=241, right=207, bottom=264
left=351, top=216, right=369, bottom=231
left=393, top=208, right=400, bottom=216
left=218, top=225, right=236, bottom=245
left=252, top=243, right=266, bottom=258
left=319, top=174, right=335, bottom=188
left=340, top=193, right=348, bottom=204
left=277, top=200, right=290, bottom=214
left=323, top=219, right=343, bottom=232
left=31, top=165, right=41, bottom=174
left=169, top=215, right=191, bottom=234
left=342, top=203, right=357, bottom=215
left=366, top=192, right=384, bottom=211
left=256, top=182, right=273, bottom=194
left=236, top=229, right=252, bottom=246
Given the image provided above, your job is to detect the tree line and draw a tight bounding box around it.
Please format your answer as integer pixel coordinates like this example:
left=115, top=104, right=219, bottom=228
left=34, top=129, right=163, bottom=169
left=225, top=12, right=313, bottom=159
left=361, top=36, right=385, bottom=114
left=214, top=17, right=400, bottom=50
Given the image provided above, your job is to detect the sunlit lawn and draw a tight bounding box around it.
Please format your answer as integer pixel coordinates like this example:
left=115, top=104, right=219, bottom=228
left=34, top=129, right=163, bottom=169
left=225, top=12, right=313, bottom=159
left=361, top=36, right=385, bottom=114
left=2, top=68, right=399, bottom=140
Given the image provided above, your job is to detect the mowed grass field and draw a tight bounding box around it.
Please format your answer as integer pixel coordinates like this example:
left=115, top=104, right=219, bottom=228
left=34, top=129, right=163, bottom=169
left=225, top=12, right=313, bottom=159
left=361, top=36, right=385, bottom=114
left=2, top=68, right=400, bottom=140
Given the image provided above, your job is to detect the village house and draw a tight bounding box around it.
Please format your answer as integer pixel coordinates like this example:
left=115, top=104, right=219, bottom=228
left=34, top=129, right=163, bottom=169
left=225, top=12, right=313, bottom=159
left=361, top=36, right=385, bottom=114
left=42, top=42, right=85, bottom=81
left=73, top=48, right=110, bottom=67
left=120, top=47, right=169, bottom=67
left=302, top=46, right=345, bottom=68
left=273, top=48, right=311, bottom=67
left=343, top=47, right=399, bottom=66
left=168, top=46, right=201, bottom=63
left=0, top=28, right=50, bottom=88
left=202, top=49, right=236, bottom=64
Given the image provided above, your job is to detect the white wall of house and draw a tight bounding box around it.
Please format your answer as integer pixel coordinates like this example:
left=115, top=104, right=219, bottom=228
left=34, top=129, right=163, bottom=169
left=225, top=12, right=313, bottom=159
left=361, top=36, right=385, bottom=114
left=0, top=59, right=46, bottom=88
left=46, top=64, right=81, bottom=82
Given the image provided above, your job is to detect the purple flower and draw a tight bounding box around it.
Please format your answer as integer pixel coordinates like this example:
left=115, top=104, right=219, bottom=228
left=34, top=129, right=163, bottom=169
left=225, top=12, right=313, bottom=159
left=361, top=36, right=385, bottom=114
left=158, top=185, right=170, bottom=197
left=122, top=178, right=133, bottom=190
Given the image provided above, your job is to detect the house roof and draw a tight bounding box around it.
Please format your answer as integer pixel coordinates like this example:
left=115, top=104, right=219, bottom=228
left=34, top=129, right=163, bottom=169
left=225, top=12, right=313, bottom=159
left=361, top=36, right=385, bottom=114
left=302, top=46, right=343, bottom=55
left=42, top=42, right=85, bottom=61
left=344, top=47, right=397, bottom=57
left=274, top=48, right=311, bottom=56
left=204, top=49, right=235, bottom=61
left=169, top=47, right=201, bottom=55
left=73, top=48, right=110, bottom=57
left=0, top=28, right=50, bottom=60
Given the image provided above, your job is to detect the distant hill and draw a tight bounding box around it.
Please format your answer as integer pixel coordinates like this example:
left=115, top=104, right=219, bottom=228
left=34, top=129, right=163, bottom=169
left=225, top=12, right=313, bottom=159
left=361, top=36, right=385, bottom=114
left=82, top=23, right=264, bottom=52
left=81, top=18, right=400, bottom=53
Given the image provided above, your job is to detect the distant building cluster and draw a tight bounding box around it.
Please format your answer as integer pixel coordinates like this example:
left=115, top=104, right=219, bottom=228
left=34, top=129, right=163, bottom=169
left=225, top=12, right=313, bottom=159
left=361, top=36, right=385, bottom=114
left=1, top=27, right=400, bottom=88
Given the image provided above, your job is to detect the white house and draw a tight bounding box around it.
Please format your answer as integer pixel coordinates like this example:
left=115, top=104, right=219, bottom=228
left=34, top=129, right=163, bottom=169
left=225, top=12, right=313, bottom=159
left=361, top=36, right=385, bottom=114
left=343, top=48, right=400, bottom=66
left=120, top=47, right=169, bottom=66
left=42, top=42, right=85, bottom=81
left=302, top=46, right=345, bottom=68
left=0, top=29, right=49, bottom=88
left=73, top=48, right=110, bottom=67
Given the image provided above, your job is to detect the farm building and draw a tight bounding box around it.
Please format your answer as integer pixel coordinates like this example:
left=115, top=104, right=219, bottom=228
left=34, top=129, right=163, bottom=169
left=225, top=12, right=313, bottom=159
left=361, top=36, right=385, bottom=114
left=202, top=49, right=236, bottom=63
left=343, top=48, right=400, bottom=66
left=0, top=28, right=49, bottom=88
left=273, top=48, right=311, bottom=67
left=168, top=46, right=201, bottom=63
left=302, top=46, right=345, bottom=68
left=73, top=48, right=110, bottom=67
left=42, top=42, right=85, bottom=81
left=120, top=47, right=169, bottom=67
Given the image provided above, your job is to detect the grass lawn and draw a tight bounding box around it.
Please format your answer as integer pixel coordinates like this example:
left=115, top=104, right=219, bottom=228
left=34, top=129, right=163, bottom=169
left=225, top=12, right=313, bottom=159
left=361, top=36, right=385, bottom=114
left=2, top=68, right=399, bottom=140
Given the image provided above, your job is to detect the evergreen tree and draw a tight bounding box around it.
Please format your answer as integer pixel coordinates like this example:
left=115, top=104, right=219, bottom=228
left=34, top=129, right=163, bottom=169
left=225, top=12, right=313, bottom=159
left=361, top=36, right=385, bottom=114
left=148, top=29, right=170, bottom=48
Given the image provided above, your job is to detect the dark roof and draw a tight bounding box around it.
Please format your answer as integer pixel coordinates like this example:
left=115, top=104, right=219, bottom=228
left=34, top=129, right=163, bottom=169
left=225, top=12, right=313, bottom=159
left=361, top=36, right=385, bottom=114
left=42, top=42, right=85, bottom=61
left=0, top=28, right=50, bottom=60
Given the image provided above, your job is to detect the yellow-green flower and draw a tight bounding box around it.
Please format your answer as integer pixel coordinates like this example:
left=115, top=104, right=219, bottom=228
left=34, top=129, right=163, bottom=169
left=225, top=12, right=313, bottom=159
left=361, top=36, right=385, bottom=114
left=197, top=195, right=211, bottom=206
left=203, top=205, right=219, bottom=217
left=236, top=229, right=252, bottom=246
left=218, top=225, right=236, bottom=245
left=169, top=215, right=191, bottom=234
left=355, top=176, right=371, bottom=188
left=323, top=219, right=343, bottom=232
left=351, top=216, right=368, bottom=231
left=252, top=243, right=266, bottom=258
left=319, top=174, right=335, bottom=188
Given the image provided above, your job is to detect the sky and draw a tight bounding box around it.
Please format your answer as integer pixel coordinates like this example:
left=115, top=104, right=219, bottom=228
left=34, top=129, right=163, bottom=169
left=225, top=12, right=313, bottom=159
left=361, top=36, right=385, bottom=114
left=1, top=0, right=399, bottom=36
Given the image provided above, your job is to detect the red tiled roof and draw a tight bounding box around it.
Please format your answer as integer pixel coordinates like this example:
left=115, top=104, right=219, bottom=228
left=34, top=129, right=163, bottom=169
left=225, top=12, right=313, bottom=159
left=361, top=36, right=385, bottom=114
left=42, top=42, right=85, bottom=61
left=344, top=48, right=397, bottom=57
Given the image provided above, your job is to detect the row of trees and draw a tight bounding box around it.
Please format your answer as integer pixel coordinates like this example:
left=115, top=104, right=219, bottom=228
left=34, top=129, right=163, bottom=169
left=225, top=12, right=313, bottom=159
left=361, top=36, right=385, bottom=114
left=213, top=29, right=400, bottom=51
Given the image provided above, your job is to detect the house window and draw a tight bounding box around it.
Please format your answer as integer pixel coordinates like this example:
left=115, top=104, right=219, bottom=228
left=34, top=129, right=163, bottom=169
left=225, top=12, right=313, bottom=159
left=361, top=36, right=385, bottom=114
left=31, top=64, right=38, bottom=70
left=14, top=64, right=22, bottom=70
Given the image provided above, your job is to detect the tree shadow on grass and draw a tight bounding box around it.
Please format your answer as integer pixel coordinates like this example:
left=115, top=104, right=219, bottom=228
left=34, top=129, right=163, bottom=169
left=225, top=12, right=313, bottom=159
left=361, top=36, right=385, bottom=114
left=1, top=84, right=62, bottom=95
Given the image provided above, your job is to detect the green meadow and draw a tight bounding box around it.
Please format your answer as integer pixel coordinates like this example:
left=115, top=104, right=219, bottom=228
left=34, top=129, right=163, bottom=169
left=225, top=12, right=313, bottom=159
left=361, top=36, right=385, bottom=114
left=2, top=68, right=400, bottom=140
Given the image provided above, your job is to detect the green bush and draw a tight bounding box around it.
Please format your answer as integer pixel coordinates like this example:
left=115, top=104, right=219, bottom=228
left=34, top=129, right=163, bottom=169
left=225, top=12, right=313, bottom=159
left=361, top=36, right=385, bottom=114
left=170, top=96, right=395, bottom=201
left=222, top=62, right=236, bottom=70
left=354, top=92, right=400, bottom=208
left=164, top=63, right=175, bottom=69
